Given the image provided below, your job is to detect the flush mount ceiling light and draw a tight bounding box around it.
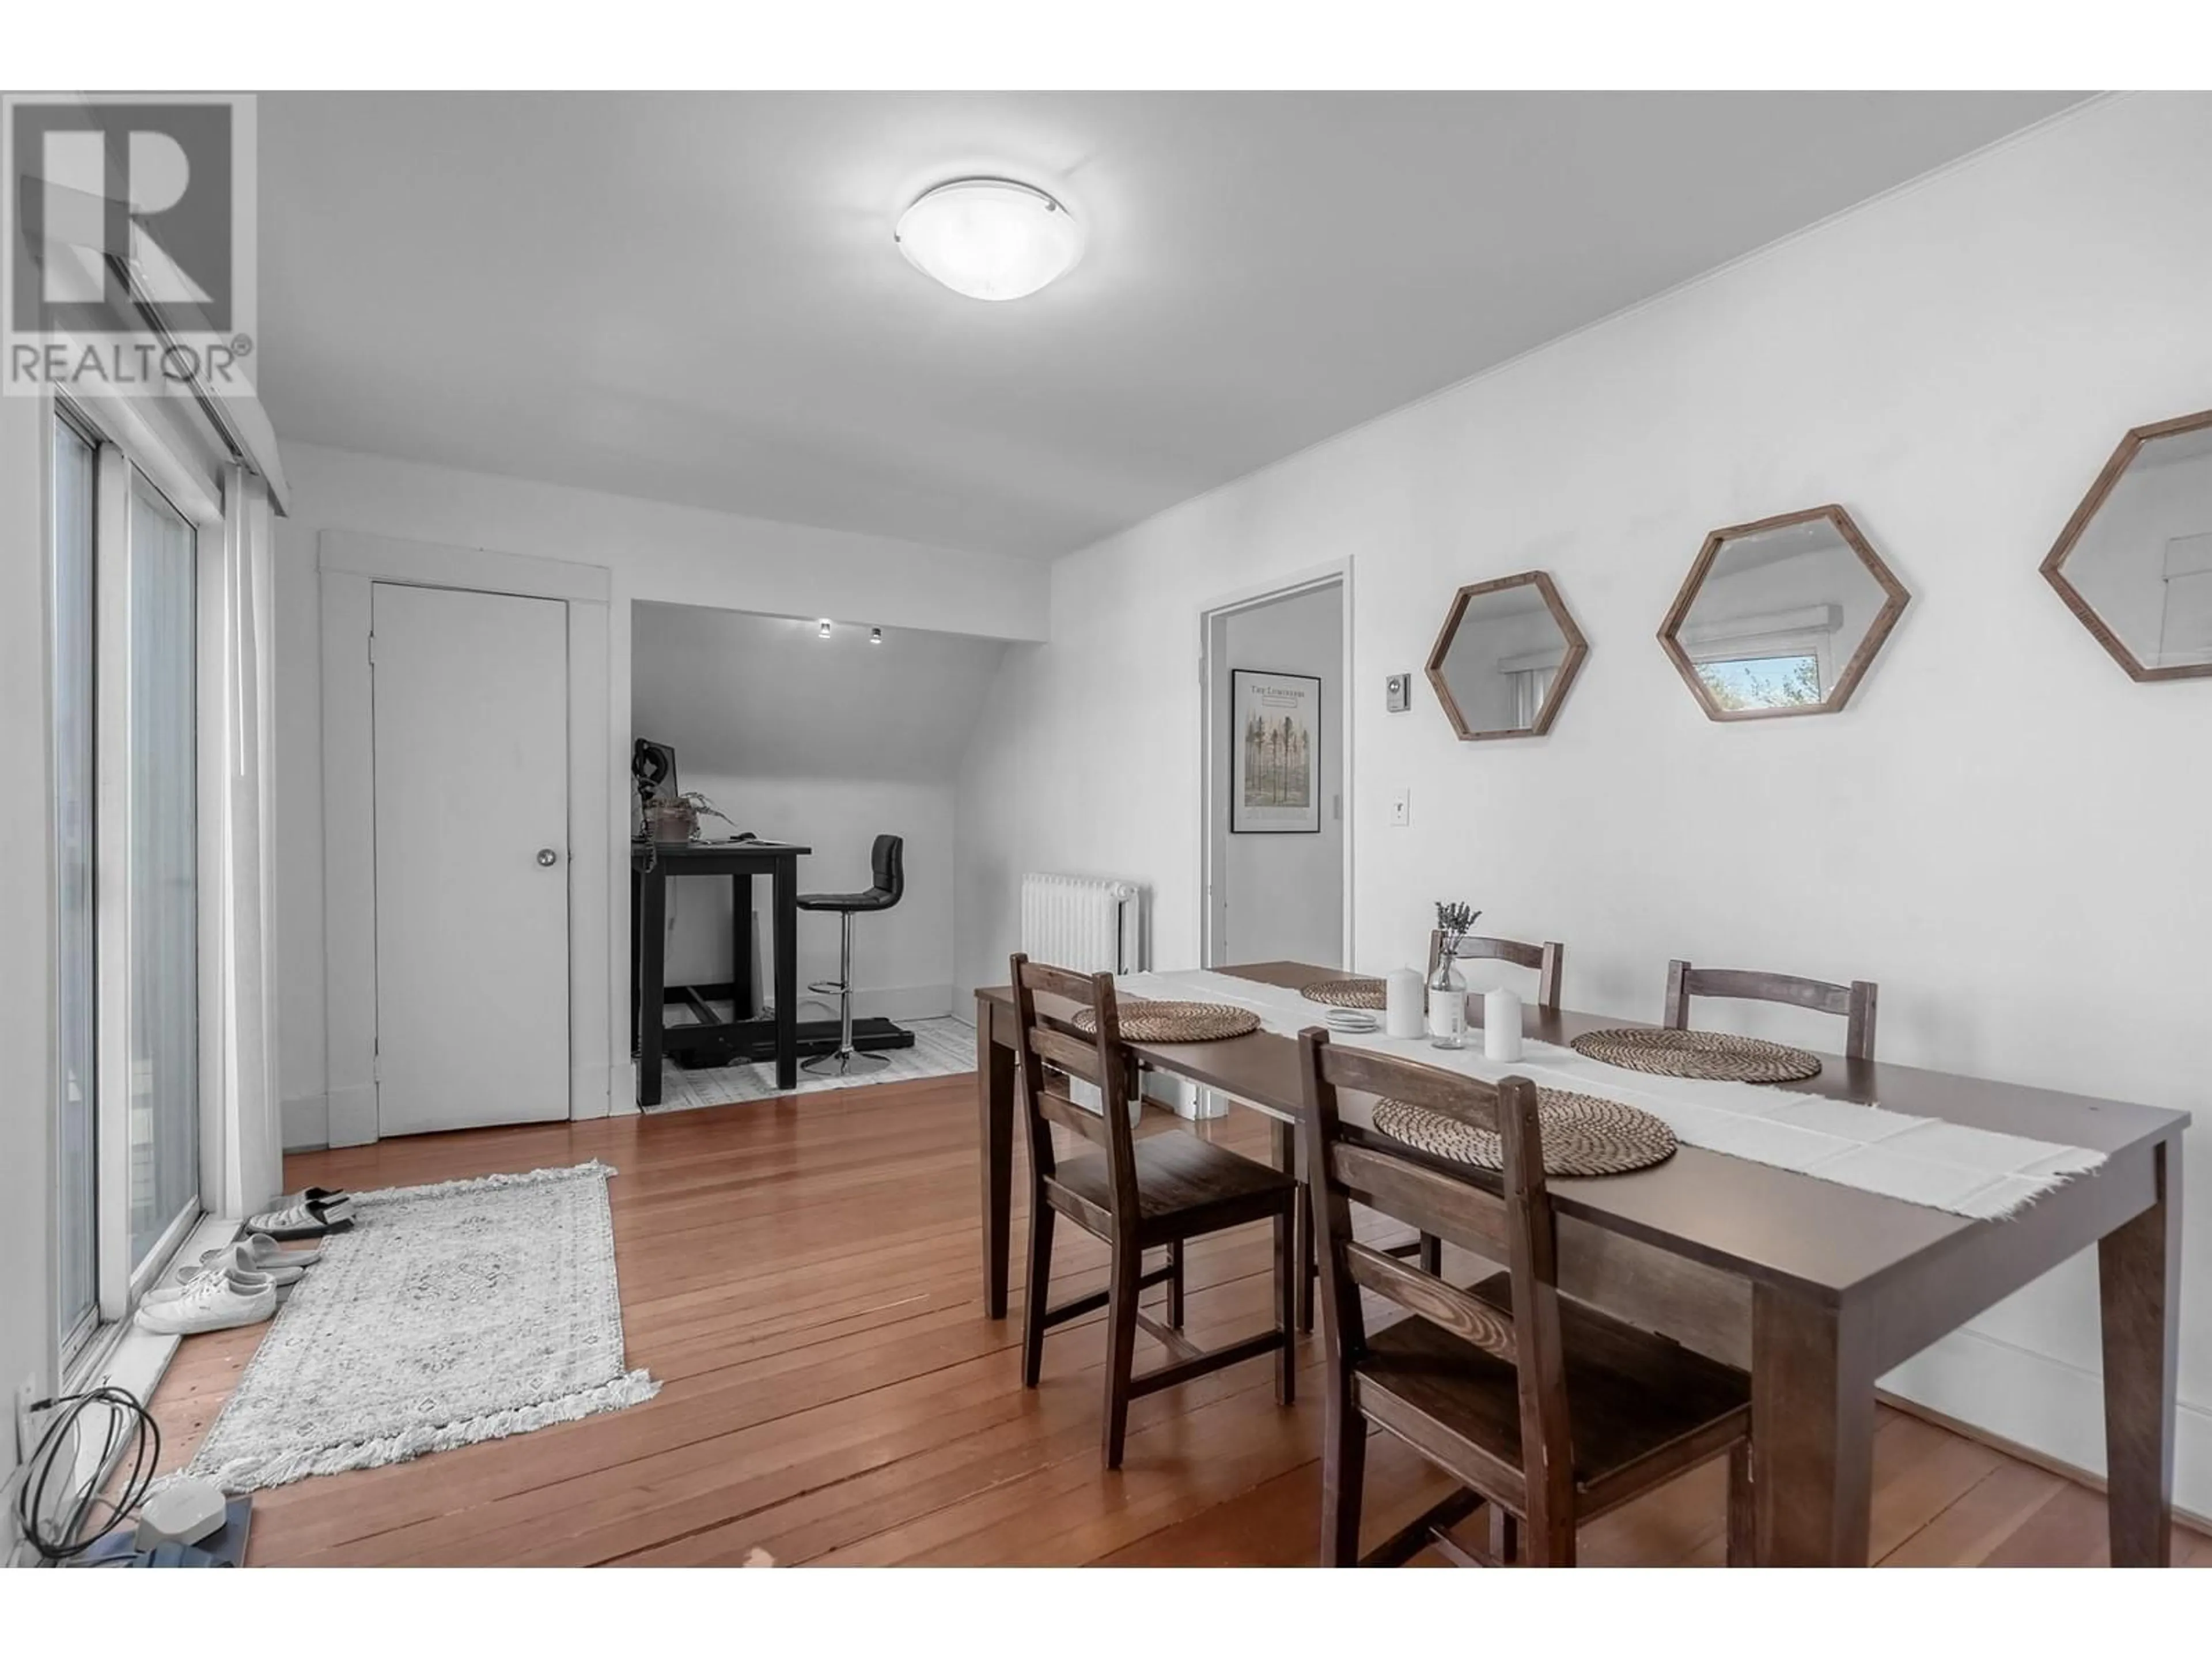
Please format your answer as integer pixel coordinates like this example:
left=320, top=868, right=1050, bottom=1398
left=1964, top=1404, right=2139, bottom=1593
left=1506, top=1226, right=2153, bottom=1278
left=817, top=619, right=832, bottom=639
left=895, top=178, right=1083, bottom=302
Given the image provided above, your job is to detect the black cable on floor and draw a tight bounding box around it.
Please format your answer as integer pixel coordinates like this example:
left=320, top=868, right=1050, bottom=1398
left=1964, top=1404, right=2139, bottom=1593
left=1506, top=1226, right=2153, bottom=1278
left=13, top=1384, right=162, bottom=1563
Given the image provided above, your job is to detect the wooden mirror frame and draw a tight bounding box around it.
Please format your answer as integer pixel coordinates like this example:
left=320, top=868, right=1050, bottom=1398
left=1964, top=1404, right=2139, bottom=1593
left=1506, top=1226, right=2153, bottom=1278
left=1425, top=570, right=1589, bottom=741
left=1657, top=503, right=1910, bottom=723
left=2039, top=406, right=2212, bottom=683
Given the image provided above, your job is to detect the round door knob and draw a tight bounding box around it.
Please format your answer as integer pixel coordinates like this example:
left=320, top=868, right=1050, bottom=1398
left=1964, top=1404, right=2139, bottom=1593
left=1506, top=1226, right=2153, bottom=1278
left=536, top=847, right=559, bottom=867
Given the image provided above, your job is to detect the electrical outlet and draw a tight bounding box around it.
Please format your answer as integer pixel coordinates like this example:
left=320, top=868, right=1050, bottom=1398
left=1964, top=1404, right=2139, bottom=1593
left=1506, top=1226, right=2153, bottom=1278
left=1389, top=789, right=1410, bottom=827
left=14, top=1376, right=44, bottom=1465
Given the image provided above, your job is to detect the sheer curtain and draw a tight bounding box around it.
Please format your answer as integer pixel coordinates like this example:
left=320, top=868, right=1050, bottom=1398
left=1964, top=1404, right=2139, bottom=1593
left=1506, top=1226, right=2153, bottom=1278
left=128, top=473, right=199, bottom=1271
left=214, top=464, right=285, bottom=1220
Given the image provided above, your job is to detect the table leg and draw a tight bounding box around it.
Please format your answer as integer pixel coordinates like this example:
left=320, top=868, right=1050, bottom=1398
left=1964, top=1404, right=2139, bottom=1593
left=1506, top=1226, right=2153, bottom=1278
left=1271, top=1118, right=1313, bottom=1332
left=977, top=993, right=1015, bottom=1320
left=2101, top=1135, right=2181, bottom=1566
left=1751, top=1285, right=1874, bottom=1565
left=732, top=872, right=756, bottom=1018
left=773, top=855, right=798, bottom=1092
left=637, top=864, right=666, bottom=1108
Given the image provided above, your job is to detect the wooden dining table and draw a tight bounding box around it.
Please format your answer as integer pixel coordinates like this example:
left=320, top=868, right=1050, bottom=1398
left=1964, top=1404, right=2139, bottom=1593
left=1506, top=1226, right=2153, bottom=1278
left=971, top=960, right=2188, bottom=1566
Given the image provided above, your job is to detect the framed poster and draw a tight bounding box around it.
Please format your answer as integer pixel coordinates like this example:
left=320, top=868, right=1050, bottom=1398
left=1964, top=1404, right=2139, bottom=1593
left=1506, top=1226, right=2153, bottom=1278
left=1230, top=669, right=1321, bottom=834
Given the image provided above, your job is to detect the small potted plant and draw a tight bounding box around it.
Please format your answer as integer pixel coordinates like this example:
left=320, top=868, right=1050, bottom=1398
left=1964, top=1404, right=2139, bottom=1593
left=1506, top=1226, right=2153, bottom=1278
left=643, top=789, right=737, bottom=844
left=1427, top=900, right=1480, bottom=1049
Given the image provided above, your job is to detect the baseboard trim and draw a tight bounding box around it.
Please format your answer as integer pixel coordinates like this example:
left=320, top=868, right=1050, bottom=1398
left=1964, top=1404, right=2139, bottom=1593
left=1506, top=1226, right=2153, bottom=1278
left=779, top=982, right=952, bottom=1024
left=1876, top=1388, right=2212, bottom=1540
left=1881, top=1323, right=2212, bottom=1533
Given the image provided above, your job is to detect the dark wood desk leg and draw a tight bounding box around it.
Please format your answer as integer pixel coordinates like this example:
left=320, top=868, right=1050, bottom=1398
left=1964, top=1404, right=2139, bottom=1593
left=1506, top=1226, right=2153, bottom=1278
left=976, top=992, right=1015, bottom=1320
left=732, top=872, right=756, bottom=1018
left=637, top=863, right=666, bottom=1108
left=1752, top=1285, right=1874, bottom=1566
left=773, top=855, right=798, bottom=1093
left=2100, top=1135, right=2181, bottom=1566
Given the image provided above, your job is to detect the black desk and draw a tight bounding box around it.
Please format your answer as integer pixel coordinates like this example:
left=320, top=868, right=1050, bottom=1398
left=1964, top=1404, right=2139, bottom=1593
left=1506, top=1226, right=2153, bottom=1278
left=630, top=839, right=810, bottom=1103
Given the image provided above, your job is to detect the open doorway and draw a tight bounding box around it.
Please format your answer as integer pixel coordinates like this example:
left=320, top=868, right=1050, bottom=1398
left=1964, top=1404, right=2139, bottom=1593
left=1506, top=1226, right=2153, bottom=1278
left=1199, top=569, right=1351, bottom=971
left=628, top=601, right=1006, bottom=1111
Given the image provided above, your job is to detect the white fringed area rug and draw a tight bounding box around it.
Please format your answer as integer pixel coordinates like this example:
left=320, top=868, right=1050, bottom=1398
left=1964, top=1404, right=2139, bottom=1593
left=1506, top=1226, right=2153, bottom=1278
left=182, top=1161, right=658, bottom=1494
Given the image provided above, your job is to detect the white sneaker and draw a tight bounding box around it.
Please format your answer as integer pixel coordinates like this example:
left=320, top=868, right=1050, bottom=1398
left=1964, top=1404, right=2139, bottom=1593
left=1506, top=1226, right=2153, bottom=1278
left=175, top=1233, right=316, bottom=1287
left=134, top=1268, right=277, bottom=1336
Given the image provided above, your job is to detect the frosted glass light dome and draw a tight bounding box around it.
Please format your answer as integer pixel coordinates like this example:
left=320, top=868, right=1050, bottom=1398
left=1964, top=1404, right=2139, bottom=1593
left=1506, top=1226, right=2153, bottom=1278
left=895, top=178, right=1083, bottom=302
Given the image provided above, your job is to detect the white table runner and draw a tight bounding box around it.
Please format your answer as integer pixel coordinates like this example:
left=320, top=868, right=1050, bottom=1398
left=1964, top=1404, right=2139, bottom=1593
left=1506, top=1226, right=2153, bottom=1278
left=1114, top=970, right=2103, bottom=1222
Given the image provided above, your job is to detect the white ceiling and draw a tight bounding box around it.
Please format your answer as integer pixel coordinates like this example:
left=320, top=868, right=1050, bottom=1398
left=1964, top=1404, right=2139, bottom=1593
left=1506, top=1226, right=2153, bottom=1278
left=257, top=92, right=2084, bottom=560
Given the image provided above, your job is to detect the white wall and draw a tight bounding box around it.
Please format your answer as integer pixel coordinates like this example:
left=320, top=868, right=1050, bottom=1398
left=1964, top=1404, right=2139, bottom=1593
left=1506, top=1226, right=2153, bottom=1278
left=632, top=602, right=1009, bottom=1024
left=1211, top=584, right=1344, bottom=967
left=276, top=444, right=1047, bottom=1147
left=0, top=395, right=56, bottom=1559
left=954, top=94, right=2212, bottom=1508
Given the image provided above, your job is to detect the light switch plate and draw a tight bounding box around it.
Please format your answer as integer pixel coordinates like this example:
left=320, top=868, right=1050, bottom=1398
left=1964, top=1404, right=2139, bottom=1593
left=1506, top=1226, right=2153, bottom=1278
left=1389, top=789, right=1410, bottom=827
left=1385, top=673, right=1411, bottom=713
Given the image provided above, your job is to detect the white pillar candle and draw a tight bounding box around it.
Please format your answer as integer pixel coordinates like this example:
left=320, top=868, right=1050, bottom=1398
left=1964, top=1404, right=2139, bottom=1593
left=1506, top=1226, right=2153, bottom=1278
left=1385, top=968, right=1425, bottom=1039
left=1484, top=987, right=1525, bottom=1062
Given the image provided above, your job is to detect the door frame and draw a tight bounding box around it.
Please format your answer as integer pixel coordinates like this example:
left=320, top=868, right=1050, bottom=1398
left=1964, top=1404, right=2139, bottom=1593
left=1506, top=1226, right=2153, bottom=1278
left=1196, top=559, right=1354, bottom=972
left=319, top=531, right=612, bottom=1148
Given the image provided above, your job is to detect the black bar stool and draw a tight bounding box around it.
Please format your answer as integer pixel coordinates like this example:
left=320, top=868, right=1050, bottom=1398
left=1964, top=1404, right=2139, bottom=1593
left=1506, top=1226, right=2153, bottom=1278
left=798, top=834, right=906, bottom=1076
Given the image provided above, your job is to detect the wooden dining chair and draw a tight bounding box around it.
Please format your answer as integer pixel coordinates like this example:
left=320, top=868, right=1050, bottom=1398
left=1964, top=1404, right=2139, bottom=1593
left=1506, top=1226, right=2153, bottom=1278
left=1297, top=1028, right=1753, bottom=1566
left=1426, top=929, right=1566, bottom=1014
left=1402, top=930, right=1566, bottom=1278
left=1663, top=959, right=1878, bottom=1062
left=1010, top=953, right=1300, bottom=1469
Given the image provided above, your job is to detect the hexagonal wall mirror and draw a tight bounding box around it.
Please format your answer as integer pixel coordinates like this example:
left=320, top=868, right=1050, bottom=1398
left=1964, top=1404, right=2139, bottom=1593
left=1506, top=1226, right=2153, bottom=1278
left=1426, top=571, right=1589, bottom=740
left=2040, top=407, right=2212, bottom=682
left=1659, top=505, right=1909, bottom=721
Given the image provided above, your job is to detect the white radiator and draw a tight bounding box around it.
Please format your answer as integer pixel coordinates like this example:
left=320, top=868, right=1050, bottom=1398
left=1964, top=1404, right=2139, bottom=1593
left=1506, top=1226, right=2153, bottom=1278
left=1020, top=873, right=1143, bottom=975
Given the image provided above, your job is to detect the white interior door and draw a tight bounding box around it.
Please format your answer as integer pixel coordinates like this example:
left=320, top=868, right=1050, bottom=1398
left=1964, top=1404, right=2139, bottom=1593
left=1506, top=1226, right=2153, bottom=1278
left=372, top=582, right=570, bottom=1135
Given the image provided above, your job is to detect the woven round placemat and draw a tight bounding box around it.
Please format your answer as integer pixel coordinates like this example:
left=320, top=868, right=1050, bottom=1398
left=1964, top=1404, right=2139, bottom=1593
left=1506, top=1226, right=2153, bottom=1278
left=1570, top=1027, right=1822, bottom=1084
left=1300, top=978, right=1388, bottom=1010
left=1373, top=1090, right=1677, bottom=1177
left=1073, top=1001, right=1262, bottom=1043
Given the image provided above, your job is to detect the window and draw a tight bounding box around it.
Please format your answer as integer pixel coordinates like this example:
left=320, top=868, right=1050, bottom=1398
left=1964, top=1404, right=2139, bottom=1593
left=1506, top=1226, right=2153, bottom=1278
left=126, top=472, right=199, bottom=1275
left=52, top=414, right=99, bottom=1358
left=1509, top=664, right=1556, bottom=729
left=1692, top=651, right=1824, bottom=711
left=50, top=407, right=204, bottom=1357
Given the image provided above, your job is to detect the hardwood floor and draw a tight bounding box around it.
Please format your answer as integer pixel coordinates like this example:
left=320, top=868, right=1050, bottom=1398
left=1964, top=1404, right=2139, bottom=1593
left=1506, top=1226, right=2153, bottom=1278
left=146, top=1071, right=2206, bottom=1567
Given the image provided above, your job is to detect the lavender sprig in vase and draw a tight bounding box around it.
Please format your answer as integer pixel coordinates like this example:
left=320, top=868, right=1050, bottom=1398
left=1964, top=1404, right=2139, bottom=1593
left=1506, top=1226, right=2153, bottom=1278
left=1428, top=901, right=1480, bottom=1049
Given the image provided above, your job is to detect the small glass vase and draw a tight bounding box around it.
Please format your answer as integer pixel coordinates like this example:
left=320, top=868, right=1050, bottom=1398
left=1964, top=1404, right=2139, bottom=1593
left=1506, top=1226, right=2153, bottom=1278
left=1427, top=956, right=1468, bottom=1050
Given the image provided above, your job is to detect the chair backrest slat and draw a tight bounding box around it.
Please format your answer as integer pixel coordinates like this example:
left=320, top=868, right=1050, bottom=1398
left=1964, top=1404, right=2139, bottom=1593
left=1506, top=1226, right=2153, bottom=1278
left=1020, top=956, right=1105, bottom=1005
left=1664, top=958, right=1878, bottom=1062
left=1344, top=1240, right=1518, bottom=1365
left=1029, top=1022, right=1107, bottom=1086
left=1009, top=953, right=1139, bottom=1217
left=1427, top=930, right=1566, bottom=1013
left=1298, top=1027, right=1574, bottom=1543
left=1315, top=1043, right=1497, bottom=1122
left=1036, top=1086, right=1112, bottom=1147
left=1327, top=1139, right=1512, bottom=1261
